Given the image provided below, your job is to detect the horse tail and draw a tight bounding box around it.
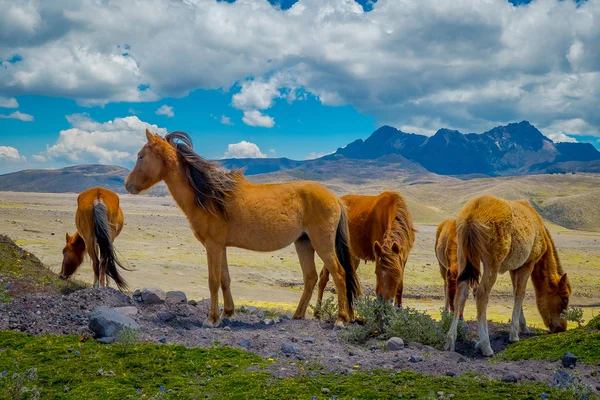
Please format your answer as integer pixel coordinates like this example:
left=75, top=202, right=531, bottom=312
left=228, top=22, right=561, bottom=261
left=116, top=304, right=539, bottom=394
left=93, top=199, right=128, bottom=291
left=456, top=216, right=490, bottom=288
left=335, top=200, right=360, bottom=313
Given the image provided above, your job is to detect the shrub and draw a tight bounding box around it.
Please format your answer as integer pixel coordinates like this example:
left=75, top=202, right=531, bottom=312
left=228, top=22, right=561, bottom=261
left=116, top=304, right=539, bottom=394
left=0, top=280, right=10, bottom=303
left=0, top=368, right=41, bottom=400
left=561, top=306, right=585, bottom=327
left=117, top=326, right=140, bottom=353
left=310, top=297, right=339, bottom=324
left=439, top=310, right=469, bottom=343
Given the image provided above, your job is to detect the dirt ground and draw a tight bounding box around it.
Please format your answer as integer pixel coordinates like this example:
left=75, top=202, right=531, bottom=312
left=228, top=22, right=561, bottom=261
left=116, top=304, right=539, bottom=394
left=1, top=191, right=599, bottom=328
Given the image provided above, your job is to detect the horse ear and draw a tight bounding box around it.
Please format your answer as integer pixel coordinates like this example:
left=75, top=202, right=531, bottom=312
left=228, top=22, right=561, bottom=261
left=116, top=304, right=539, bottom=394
left=145, top=129, right=154, bottom=142
left=373, top=241, right=382, bottom=257
left=558, top=273, right=570, bottom=291
left=391, top=241, right=401, bottom=254
left=65, top=232, right=71, bottom=242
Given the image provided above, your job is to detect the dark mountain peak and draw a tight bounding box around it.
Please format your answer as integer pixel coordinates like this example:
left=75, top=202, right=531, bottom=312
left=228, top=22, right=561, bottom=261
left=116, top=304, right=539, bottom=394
left=484, top=121, right=549, bottom=151
left=430, top=128, right=466, bottom=144
left=556, top=142, right=600, bottom=162
left=364, top=125, right=403, bottom=145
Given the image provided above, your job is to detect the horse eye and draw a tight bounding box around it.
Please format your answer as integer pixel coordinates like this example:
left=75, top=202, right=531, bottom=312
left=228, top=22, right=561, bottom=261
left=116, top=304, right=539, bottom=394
left=138, top=154, right=144, bottom=160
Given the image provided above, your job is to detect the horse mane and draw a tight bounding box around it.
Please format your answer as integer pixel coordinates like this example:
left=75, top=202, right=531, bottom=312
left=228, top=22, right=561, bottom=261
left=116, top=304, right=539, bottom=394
left=380, top=192, right=417, bottom=280
left=165, top=131, right=244, bottom=218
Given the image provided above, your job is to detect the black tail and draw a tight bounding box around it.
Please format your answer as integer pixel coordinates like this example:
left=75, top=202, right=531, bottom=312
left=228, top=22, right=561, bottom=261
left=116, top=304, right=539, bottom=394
left=93, top=200, right=128, bottom=291
left=335, top=201, right=360, bottom=313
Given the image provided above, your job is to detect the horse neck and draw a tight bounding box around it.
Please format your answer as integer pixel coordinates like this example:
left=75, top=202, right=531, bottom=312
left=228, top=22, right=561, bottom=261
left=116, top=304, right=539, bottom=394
left=531, top=235, right=562, bottom=295
left=162, top=163, right=204, bottom=219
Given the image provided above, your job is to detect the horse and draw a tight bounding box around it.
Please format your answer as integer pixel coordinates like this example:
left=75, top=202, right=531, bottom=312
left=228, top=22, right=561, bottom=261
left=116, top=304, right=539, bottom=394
left=445, top=194, right=571, bottom=357
left=435, top=218, right=459, bottom=315
left=61, top=187, right=128, bottom=290
left=124, top=129, right=360, bottom=328
left=316, top=191, right=415, bottom=308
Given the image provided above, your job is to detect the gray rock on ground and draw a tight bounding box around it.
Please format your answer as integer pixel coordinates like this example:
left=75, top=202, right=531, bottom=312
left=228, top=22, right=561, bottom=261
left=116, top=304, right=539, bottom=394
left=141, top=287, right=166, bottom=304
left=166, top=291, right=187, bottom=303
left=386, top=337, right=405, bottom=351
left=113, top=306, right=138, bottom=317
left=89, top=307, right=140, bottom=338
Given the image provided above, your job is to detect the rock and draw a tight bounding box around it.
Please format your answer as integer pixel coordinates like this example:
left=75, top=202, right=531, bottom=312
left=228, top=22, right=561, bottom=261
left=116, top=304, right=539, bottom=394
left=113, top=306, right=138, bottom=317
left=296, top=355, right=306, bottom=361
left=562, top=352, right=577, bottom=369
left=281, top=343, right=299, bottom=354
left=166, top=291, right=187, bottom=303
left=157, top=312, right=176, bottom=323
left=188, top=300, right=198, bottom=306
left=322, top=388, right=330, bottom=394
left=240, top=339, right=252, bottom=348
left=223, top=326, right=231, bottom=331
left=159, top=337, right=167, bottom=344
left=596, top=385, right=600, bottom=391
left=74, top=350, right=81, bottom=356
left=303, top=338, right=316, bottom=344
left=501, top=373, right=519, bottom=383
left=409, top=355, right=423, bottom=363
left=261, top=319, right=274, bottom=326
left=245, top=306, right=258, bottom=313
left=331, top=357, right=343, bottom=363
left=553, top=369, right=573, bottom=387
left=257, top=310, right=265, bottom=318
left=407, top=342, right=423, bottom=350
left=89, top=307, right=140, bottom=338
left=141, top=287, right=166, bottom=304
left=437, top=392, right=444, bottom=397
left=445, top=371, right=456, bottom=377
left=370, top=345, right=378, bottom=350
left=99, top=337, right=116, bottom=344
left=457, top=357, right=467, bottom=363
left=386, top=337, right=405, bottom=351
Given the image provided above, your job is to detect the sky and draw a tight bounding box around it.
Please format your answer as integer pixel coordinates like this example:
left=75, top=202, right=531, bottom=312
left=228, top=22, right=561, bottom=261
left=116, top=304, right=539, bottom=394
left=1, top=0, right=599, bottom=174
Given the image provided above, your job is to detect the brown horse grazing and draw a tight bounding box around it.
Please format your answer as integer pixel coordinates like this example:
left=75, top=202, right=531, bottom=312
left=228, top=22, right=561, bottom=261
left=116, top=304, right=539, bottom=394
left=61, top=187, right=128, bottom=290
left=435, top=219, right=459, bottom=315
left=316, top=191, right=416, bottom=307
left=446, top=194, right=571, bottom=356
left=124, top=130, right=360, bottom=327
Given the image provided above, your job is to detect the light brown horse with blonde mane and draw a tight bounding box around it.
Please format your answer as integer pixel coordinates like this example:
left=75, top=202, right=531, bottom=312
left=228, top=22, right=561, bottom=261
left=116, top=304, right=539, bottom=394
left=125, top=130, right=360, bottom=327
left=435, top=219, right=459, bottom=315
left=446, top=194, right=571, bottom=356
left=316, top=191, right=415, bottom=307
left=61, top=187, right=128, bottom=290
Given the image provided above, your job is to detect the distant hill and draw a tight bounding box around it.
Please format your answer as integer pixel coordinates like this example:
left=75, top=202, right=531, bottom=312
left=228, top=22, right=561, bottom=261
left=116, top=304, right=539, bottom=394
left=336, top=121, right=600, bottom=176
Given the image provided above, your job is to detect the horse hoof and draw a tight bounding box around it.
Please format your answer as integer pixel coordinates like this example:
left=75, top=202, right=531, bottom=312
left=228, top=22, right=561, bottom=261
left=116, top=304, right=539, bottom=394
left=444, top=338, right=455, bottom=352
left=221, top=310, right=234, bottom=319
left=202, top=318, right=222, bottom=328
left=482, top=348, right=494, bottom=357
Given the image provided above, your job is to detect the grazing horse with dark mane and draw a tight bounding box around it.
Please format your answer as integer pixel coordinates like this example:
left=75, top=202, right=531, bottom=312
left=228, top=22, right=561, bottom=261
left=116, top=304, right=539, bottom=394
left=316, top=191, right=415, bottom=308
left=125, top=130, right=360, bottom=327
left=435, top=218, right=459, bottom=315
left=446, top=194, right=572, bottom=356
left=61, top=187, right=128, bottom=290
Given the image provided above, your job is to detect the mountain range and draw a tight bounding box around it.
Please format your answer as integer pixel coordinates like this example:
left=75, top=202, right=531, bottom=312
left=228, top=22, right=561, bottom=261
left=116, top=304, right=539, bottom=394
left=1, top=121, right=599, bottom=194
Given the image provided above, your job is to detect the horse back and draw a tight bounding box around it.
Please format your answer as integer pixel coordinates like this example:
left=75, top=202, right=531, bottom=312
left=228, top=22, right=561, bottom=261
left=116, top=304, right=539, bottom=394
left=76, top=187, right=123, bottom=239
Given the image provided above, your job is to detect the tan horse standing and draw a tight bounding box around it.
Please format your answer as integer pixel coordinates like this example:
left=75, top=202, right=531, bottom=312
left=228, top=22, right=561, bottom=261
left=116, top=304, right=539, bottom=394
left=125, top=130, right=360, bottom=327
left=435, top=219, right=459, bottom=314
left=446, top=195, right=571, bottom=356
left=317, top=191, right=415, bottom=306
left=61, top=187, right=128, bottom=290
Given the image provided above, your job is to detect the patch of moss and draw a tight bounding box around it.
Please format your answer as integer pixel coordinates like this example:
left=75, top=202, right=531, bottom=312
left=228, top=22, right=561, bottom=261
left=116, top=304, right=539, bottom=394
left=500, top=315, right=600, bottom=364
left=0, top=331, right=591, bottom=399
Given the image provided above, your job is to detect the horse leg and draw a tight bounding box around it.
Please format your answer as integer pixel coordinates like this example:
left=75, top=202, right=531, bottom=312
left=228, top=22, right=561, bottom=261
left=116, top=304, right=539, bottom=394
left=316, top=251, right=350, bottom=326
left=440, top=263, right=450, bottom=313
left=395, top=277, right=404, bottom=306
left=203, top=243, right=223, bottom=328
left=474, top=264, right=497, bottom=357
left=293, top=238, right=318, bottom=320
left=509, top=264, right=533, bottom=342
left=315, top=267, right=329, bottom=319
left=445, top=279, right=469, bottom=352
left=220, top=249, right=235, bottom=319
left=89, top=245, right=100, bottom=289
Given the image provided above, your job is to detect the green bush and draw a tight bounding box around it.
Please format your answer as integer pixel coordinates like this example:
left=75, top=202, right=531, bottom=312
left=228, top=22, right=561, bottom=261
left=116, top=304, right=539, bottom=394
left=310, top=296, right=339, bottom=324
left=0, top=368, right=41, bottom=400
left=116, top=326, right=140, bottom=354
left=561, top=306, right=585, bottom=327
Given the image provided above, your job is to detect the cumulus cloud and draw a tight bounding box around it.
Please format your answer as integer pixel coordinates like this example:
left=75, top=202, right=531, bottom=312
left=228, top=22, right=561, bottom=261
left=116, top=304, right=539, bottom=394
left=155, top=104, right=174, bottom=117
left=242, top=110, right=275, bottom=128
left=223, top=141, right=267, bottom=159
left=0, top=111, right=34, bottom=121
left=0, top=146, right=26, bottom=162
left=220, top=115, right=233, bottom=125
left=1, top=0, right=600, bottom=134
left=40, top=114, right=167, bottom=165
left=0, top=97, right=18, bottom=108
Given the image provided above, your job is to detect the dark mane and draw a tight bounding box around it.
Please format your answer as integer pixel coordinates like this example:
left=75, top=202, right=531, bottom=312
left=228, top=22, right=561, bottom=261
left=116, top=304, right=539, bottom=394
left=380, top=193, right=417, bottom=280
left=165, top=131, right=243, bottom=218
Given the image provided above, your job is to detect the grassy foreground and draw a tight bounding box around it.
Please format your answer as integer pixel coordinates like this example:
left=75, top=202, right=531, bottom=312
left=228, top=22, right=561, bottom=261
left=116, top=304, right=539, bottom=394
left=0, top=331, right=591, bottom=400
left=500, top=314, right=600, bottom=365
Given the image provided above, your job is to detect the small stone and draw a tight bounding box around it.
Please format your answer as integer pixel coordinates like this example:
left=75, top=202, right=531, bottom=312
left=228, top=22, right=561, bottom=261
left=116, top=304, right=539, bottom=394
left=502, top=373, right=519, bottom=383
left=240, top=339, right=252, bottom=348
left=261, top=319, right=274, bottom=326
left=409, top=355, right=423, bottom=363
left=159, top=337, right=167, bottom=344
left=303, top=338, right=316, bottom=344
left=397, top=395, right=403, bottom=398
left=281, top=343, right=299, bottom=354
left=386, top=337, right=405, bottom=351
left=562, top=352, right=577, bottom=369
left=99, top=337, right=116, bottom=344
left=445, top=371, right=456, bottom=377
left=437, top=392, right=444, bottom=397
left=257, top=310, right=265, bottom=318
left=457, top=357, right=467, bottom=363
left=166, top=291, right=187, bottom=303
left=331, top=357, right=343, bottom=363
left=595, top=385, right=600, bottom=391
left=370, top=345, right=378, bottom=350
left=74, top=350, right=81, bottom=356
left=553, top=369, right=573, bottom=387
left=157, top=312, right=176, bottom=323
left=322, top=388, right=330, bottom=394
left=188, top=300, right=198, bottom=306
left=223, top=326, right=231, bottom=331
left=296, top=355, right=306, bottom=361
left=141, top=287, right=166, bottom=304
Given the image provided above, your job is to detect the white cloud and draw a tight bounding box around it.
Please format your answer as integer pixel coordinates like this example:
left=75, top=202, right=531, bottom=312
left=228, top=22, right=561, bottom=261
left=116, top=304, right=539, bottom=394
left=242, top=110, right=275, bottom=128
left=220, top=115, right=233, bottom=125
left=40, top=114, right=167, bottom=164
left=0, top=146, right=26, bottom=162
left=155, top=104, right=174, bottom=117
left=1, top=0, right=600, bottom=134
left=0, top=97, right=18, bottom=108
left=31, top=154, right=47, bottom=162
left=269, top=149, right=276, bottom=156
left=542, top=118, right=600, bottom=141
left=0, top=111, right=34, bottom=121
left=305, top=151, right=333, bottom=160
left=223, top=141, right=267, bottom=159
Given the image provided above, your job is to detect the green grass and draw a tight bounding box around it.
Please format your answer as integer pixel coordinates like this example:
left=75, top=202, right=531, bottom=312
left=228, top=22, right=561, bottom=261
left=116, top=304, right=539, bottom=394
left=500, top=314, right=600, bottom=364
left=0, top=331, right=591, bottom=399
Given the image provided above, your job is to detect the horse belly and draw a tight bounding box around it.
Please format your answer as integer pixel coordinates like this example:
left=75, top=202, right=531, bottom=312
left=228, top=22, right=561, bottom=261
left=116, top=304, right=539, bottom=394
left=499, top=237, right=534, bottom=274
left=226, top=216, right=304, bottom=252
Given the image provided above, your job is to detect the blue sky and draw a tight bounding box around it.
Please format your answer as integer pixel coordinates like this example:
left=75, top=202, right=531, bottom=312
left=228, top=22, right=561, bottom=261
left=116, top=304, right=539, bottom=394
left=1, top=0, right=599, bottom=173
